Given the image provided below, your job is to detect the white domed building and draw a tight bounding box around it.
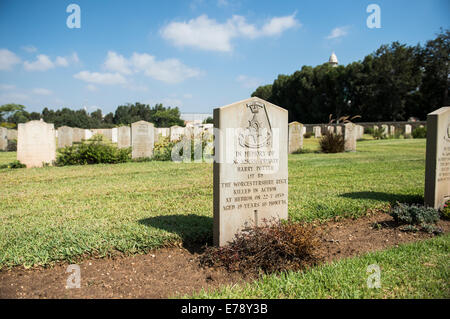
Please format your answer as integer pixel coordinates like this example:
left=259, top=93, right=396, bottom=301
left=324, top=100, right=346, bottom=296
left=328, top=52, right=338, bottom=67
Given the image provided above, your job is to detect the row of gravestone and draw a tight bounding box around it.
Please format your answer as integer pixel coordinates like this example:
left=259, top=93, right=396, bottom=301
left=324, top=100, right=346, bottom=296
left=288, top=122, right=362, bottom=153
left=12, top=120, right=215, bottom=167
left=3, top=98, right=449, bottom=248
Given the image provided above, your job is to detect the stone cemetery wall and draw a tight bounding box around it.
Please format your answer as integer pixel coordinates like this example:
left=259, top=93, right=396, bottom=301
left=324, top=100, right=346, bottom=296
left=57, top=126, right=73, bottom=148
left=425, top=107, right=450, bottom=210
left=0, top=127, right=7, bottom=151
left=288, top=122, right=303, bottom=153
left=131, top=121, right=154, bottom=159
left=213, top=97, right=288, bottom=246
left=17, top=120, right=56, bottom=168
left=72, top=128, right=85, bottom=143
left=117, top=126, right=131, bottom=149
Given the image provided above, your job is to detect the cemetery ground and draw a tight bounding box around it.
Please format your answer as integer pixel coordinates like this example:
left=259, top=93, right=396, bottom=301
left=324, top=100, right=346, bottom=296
left=0, top=137, right=449, bottom=298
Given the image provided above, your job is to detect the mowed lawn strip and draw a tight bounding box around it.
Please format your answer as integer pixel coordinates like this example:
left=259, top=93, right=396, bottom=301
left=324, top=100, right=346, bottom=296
left=0, top=139, right=426, bottom=268
left=189, top=234, right=450, bottom=299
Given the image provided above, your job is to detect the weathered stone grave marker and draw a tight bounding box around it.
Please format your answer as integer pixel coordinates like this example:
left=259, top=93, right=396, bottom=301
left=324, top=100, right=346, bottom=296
left=0, top=127, right=7, bottom=151
left=213, top=97, right=288, bottom=246
left=57, top=126, right=73, bottom=148
left=425, top=107, right=450, bottom=210
left=17, top=120, right=56, bottom=167
left=131, top=120, right=154, bottom=159
left=288, top=121, right=303, bottom=154
left=343, top=123, right=357, bottom=152
left=117, top=126, right=131, bottom=149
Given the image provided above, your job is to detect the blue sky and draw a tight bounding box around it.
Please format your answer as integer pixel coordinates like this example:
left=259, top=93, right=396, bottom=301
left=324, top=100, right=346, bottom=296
left=0, top=0, right=448, bottom=115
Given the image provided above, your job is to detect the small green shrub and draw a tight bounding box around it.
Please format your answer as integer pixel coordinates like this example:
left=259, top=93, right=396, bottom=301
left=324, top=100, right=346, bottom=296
left=390, top=202, right=440, bottom=229
left=319, top=131, right=344, bottom=153
left=303, top=132, right=312, bottom=139
left=0, top=160, right=26, bottom=169
left=372, top=127, right=387, bottom=140
left=152, top=137, right=176, bottom=161
left=441, top=200, right=450, bottom=220
left=56, top=134, right=131, bottom=166
left=365, top=127, right=374, bottom=135
left=7, top=139, right=17, bottom=151
left=200, top=220, right=319, bottom=275
left=412, top=126, right=427, bottom=138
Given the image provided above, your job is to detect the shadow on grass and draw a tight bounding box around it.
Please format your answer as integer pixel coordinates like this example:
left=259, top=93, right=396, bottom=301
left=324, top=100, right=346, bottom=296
left=339, top=191, right=423, bottom=205
left=138, top=214, right=213, bottom=253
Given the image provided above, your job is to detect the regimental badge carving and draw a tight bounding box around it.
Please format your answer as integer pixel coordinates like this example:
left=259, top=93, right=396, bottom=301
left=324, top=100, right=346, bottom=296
left=238, top=101, right=272, bottom=148
left=446, top=115, right=450, bottom=142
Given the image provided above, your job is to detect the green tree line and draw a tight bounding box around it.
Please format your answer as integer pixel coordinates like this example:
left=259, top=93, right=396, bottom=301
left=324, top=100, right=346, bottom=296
left=252, top=29, right=449, bottom=123
left=0, top=102, right=184, bottom=129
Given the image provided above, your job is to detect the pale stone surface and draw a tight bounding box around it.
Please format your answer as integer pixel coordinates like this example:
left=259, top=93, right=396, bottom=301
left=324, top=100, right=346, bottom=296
left=57, top=126, right=73, bottom=148
left=343, top=123, right=357, bottom=152
left=302, top=126, right=306, bottom=136
left=7, top=129, right=17, bottom=140
left=381, top=124, right=389, bottom=137
left=112, top=128, right=118, bottom=143
left=313, top=126, right=321, bottom=138
left=288, top=121, right=303, bottom=154
left=0, top=127, right=7, bottom=151
left=155, top=127, right=170, bottom=142
left=213, top=97, right=288, bottom=246
left=170, top=125, right=184, bottom=141
left=327, top=126, right=335, bottom=134
left=73, top=128, right=85, bottom=143
left=356, top=125, right=364, bottom=139
left=85, top=129, right=93, bottom=140
left=131, top=121, right=154, bottom=159
left=424, top=107, right=450, bottom=210
left=336, top=125, right=342, bottom=135
left=405, top=124, right=412, bottom=136
left=92, top=129, right=113, bottom=141
left=117, top=126, right=131, bottom=149
left=390, top=125, right=395, bottom=136
left=373, top=125, right=379, bottom=132
left=17, top=120, right=56, bottom=168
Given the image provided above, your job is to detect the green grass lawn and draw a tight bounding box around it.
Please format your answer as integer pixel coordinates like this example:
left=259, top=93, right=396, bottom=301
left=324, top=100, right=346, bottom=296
left=190, top=234, right=450, bottom=299
left=0, top=139, right=427, bottom=268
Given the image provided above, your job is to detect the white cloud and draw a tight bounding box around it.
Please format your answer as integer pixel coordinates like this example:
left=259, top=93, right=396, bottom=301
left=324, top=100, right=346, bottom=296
left=74, top=71, right=127, bottom=85
left=24, top=54, right=54, bottom=71
left=326, top=26, right=350, bottom=40
left=86, top=84, right=98, bottom=92
left=22, top=45, right=37, bottom=53
left=236, top=75, right=262, bottom=89
left=130, top=52, right=201, bottom=83
left=0, top=49, right=21, bottom=70
left=32, top=88, right=53, bottom=96
left=104, top=51, right=132, bottom=75
left=24, top=53, right=78, bottom=71
left=0, top=84, right=16, bottom=91
left=160, top=13, right=299, bottom=52
left=55, top=56, right=69, bottom=67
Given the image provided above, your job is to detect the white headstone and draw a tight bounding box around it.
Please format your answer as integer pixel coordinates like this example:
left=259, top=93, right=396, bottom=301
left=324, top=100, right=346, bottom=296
left=117, top=126, right=131, bottom=149
left=57, top=126, right=73, bottom=148
left=313, top=126, right=322, bottom=138
left=424, top=107, right=450, bottom=210
left=213, top=97, right=288, bottom=246
left=17, top=120, right=56, bottom=168
left=0, top=127, right=7, bottom=151
left=288, top=122, right=303, bottom=154
left=131, top=121, right=154, bottom=159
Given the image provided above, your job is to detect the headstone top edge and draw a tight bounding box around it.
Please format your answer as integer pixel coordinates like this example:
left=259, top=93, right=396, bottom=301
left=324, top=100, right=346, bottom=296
left=428, top=106, right=450, bottom=116
left=215, top=97, right=287, bottom=113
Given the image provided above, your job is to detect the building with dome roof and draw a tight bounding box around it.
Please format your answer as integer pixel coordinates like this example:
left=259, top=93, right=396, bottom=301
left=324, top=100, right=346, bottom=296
left=328, top=52, right=338, bottom=67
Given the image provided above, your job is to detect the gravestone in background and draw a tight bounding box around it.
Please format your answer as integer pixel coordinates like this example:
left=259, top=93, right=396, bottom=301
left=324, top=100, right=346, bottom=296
left=0, top=127, right=7, bottom=151
left=288, top=121, right=303, bottom=154
left=405, top=124, right=412, bottom=136
left=343, top=123, right=357, bottom=152
left=327, top=126, right=335, bottom=134
left=17, top=120, right=56, bottom=168
left=381, top=124, right=389, bottom=137
left=131, top=121, right=154, bottom=159
left=425, top=106, right=450, bottom=210
left=112, top=128, right=118, bottom=143
left=73, top=128, right=84, bottom=143
left=170, top=125, right=184, bottom=141
left=213, top=97, right=288, bottom=246
left=313, top=126, right=321, bottom=138
left=57, top=126, right=73, bottom=148
left=85, top=129, right=93, bottom=140
left=117, top=126, right=131, bottom=149
left=7, top=129, right=17, bottom=141
left=390, top=125, right=396, bottom=136
left=336, top=126, right=342, bottom=135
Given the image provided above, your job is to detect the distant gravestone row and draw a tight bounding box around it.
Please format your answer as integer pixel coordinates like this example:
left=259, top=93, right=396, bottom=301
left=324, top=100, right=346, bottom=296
left=0, top=127, right=18, bottom=151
